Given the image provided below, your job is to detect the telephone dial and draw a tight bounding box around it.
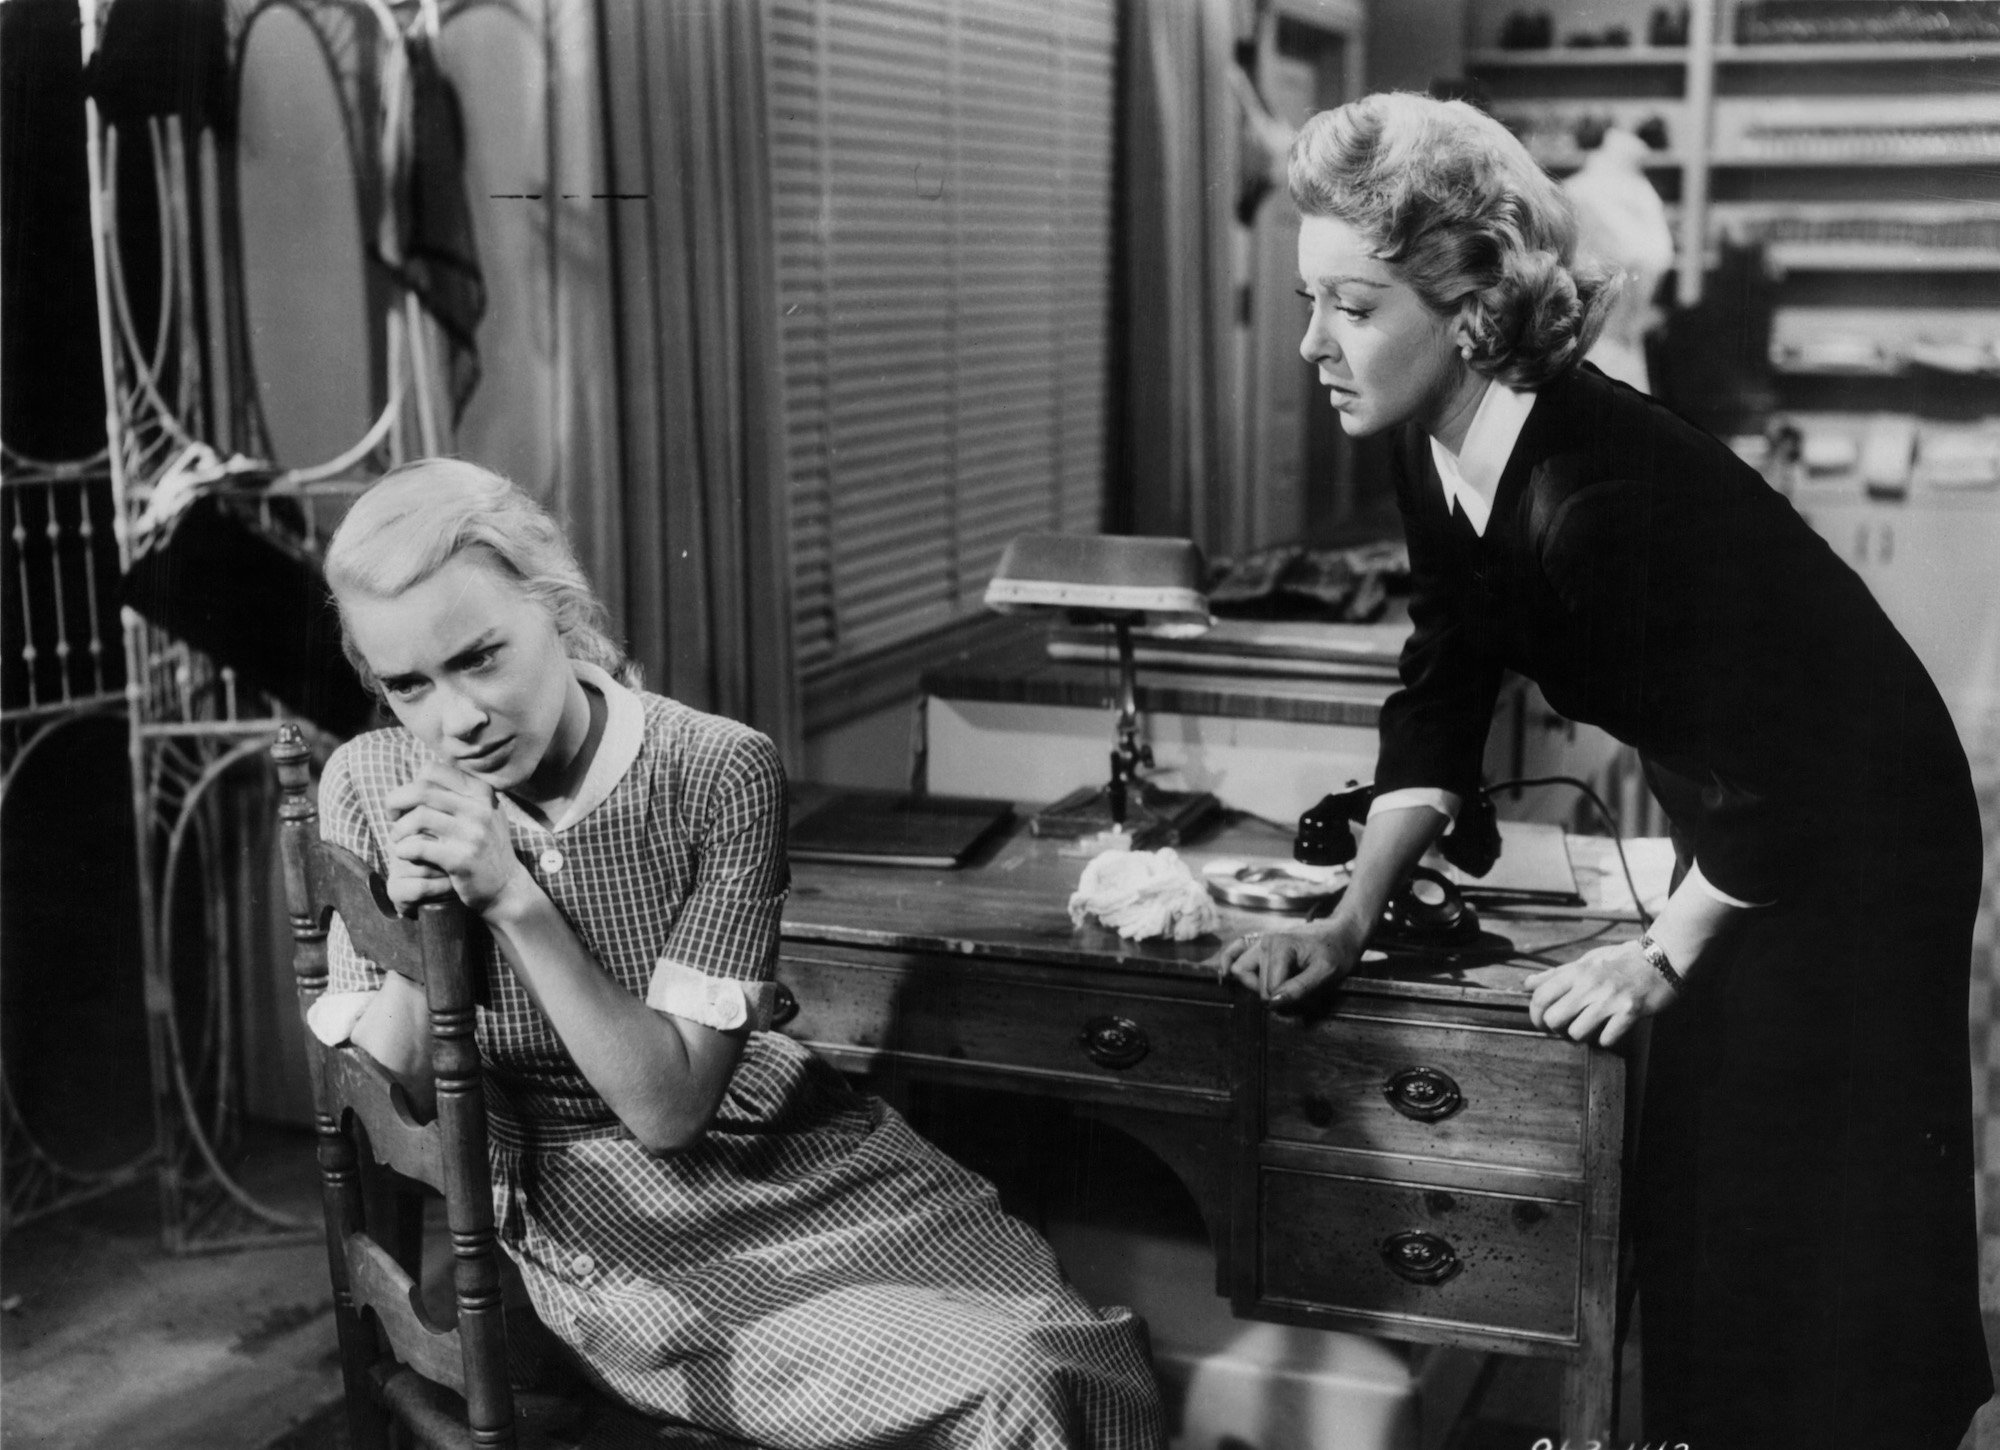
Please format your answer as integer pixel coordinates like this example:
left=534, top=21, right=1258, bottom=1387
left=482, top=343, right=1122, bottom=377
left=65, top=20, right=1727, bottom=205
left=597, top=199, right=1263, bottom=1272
left=1293, top=782, right=1500, bottom=949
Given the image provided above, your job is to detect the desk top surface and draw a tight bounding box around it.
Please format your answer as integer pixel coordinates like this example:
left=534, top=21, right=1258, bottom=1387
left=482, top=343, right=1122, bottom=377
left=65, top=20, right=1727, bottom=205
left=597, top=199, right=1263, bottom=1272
left=782, top=811, right=1637, bottom=1011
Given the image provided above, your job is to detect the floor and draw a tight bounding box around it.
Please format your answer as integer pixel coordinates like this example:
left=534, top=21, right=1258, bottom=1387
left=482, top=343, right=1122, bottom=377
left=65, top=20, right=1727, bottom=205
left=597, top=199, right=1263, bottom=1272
left=0, top=1110, right=1595, bottom=1450
left=5, top=1111, right=2000, bottom=1450
left=0, top=1127, right=343, bottom=1450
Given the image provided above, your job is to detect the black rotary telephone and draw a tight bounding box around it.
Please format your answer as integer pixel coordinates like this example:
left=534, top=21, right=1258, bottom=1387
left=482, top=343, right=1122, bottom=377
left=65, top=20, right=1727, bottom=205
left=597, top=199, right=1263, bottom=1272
left=1292, top=782, right=1499, bottom=949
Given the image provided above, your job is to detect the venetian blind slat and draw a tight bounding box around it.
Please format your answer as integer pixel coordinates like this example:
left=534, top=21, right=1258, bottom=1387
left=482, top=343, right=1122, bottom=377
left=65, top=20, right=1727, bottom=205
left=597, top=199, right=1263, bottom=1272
left=768, top=0, right=1113, bottom=682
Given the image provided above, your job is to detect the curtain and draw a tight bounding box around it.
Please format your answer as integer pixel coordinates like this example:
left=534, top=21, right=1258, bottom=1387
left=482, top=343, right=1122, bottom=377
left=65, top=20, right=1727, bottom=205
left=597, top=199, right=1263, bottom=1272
left=596, top=0, right=801, bottom=767
left=436, top=0, right=625, bottom=639
left=1114, top=0, right=1245, bottom=558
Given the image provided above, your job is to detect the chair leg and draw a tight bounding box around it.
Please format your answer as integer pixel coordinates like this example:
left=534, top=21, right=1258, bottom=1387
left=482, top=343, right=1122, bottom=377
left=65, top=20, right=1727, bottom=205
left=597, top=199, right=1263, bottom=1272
left=322, top=1146, right=395, bottom=1448
left=337, top=1360, right=393, bottom=1450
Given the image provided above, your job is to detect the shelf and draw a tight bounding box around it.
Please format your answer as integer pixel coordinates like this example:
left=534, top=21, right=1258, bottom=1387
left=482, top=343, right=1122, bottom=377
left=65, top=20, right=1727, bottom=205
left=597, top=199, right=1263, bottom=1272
left=1472, top=41, right=2000, bottom=65
left=1708, top=94, right=2000, bottom=169
left=1468, top=1, right=1999, bottom=307
left=1491, top=98, right=1690, bottom=172
left=1770, top=305, right=2000, bottom=364
left=1707, top=200, right=2000, bottom=270
left=1467, top=46, right=1689, bottom=67
left=1709, top=151, right=2000, bottom=167
left=1763, top=244, right=2000, bottom=272
left=1531, top=154, right=1686, bottom=173
left=1715, top=40, right=2000, bottom=63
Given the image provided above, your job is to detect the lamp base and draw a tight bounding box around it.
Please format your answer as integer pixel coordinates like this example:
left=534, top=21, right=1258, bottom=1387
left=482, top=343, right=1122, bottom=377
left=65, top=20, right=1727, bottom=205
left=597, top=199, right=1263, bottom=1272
left=1029, top=783, right=1221, bottom=850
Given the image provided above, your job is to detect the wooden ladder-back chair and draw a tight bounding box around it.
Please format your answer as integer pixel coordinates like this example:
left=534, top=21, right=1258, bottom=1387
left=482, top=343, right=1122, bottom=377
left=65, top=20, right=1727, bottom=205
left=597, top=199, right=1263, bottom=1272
left=276, top=724, right=528, bottom=1449
left=275, top=727, right=753, bottom=1450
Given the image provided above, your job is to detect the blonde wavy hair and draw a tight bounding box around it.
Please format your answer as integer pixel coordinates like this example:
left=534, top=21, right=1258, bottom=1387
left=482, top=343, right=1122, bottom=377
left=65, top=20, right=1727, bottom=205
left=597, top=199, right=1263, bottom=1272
left=1289, top=92, right=1618, bottom=388
left=324, top=457, right=639, bottom=696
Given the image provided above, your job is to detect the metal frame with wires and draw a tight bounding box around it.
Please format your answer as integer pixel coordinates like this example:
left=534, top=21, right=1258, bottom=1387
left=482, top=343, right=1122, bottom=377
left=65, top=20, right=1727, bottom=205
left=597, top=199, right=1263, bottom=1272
left=1, top=246, right=144, bottom=1232
left=0, top=696, right=143, bottom=1234
left=74, top=0, right=459, bottom=1251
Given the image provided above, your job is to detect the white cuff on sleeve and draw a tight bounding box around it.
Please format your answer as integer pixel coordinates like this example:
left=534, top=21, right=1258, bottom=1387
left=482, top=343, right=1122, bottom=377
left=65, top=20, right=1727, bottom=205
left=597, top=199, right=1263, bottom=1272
left=306, top=990, right=377, bottom=1047
left=645, top=957, right=776, bottom=1032
left=1366, top=787, right=1462, bottom=826
left=1685, top=860, right=1773, bottom=909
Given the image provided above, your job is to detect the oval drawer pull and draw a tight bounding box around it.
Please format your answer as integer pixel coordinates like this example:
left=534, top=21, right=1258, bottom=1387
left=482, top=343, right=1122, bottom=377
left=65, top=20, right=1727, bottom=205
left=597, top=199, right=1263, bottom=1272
left=1079, top=1015, right=1149, bottom=1070
left=770, top=983, right=800, bottom=1029
left=1382, top=1066, right=1464, bottom=1123
left=1381, top=1230, right=1463, bottom=1286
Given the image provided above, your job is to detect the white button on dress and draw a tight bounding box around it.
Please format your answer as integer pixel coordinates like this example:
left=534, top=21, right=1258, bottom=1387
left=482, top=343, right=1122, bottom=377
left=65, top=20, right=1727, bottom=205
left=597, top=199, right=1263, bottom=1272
left=540, top=847, right=565, bottom=874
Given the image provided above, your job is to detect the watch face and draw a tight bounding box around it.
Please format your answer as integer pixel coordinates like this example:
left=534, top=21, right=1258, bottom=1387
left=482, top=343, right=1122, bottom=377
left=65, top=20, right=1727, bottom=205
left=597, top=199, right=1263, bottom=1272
left=1639, top=937, right=1683, bottom=988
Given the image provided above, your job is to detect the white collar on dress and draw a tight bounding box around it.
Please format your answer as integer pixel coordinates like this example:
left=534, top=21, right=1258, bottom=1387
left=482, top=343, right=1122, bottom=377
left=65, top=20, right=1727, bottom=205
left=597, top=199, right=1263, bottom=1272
left=496, top=659, right=644, bottom=835
left=1427, top=378, right=1537, bottom=537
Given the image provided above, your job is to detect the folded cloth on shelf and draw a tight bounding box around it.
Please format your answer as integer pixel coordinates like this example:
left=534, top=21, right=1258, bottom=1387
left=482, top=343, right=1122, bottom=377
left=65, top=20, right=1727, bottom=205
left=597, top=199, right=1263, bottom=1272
left=1068, top=847, right=1220, bottom=942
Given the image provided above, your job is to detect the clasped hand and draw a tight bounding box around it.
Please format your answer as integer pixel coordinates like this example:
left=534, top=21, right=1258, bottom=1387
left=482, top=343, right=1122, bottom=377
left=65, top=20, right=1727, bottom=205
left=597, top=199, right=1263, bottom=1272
left=385, top=761, right=525, bottom=917
left=1523, top=941, right=1675, bottom=1047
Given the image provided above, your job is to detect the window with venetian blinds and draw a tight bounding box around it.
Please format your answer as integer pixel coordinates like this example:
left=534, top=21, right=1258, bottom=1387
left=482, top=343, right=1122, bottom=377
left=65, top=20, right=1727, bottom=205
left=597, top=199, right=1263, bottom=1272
left=765, top=0, right=1117, bottom=699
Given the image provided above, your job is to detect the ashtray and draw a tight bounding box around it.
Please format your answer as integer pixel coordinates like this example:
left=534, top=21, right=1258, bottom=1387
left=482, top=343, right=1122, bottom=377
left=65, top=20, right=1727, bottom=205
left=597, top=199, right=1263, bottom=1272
left=1202, top=855, right=1348, bottom=913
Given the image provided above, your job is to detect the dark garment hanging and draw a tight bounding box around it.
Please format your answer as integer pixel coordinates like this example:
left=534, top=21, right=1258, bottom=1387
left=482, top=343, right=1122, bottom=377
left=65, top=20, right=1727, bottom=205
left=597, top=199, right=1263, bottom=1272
left=83, top=0, right=232, bottom=137
left=121, top=494, right=379, bottom=737
left=378, top=34, right=486, bottom=422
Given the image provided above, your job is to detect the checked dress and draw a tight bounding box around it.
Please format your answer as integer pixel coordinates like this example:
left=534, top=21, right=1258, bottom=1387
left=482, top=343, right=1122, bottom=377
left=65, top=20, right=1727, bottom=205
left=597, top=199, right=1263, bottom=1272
left=313, top=665, right=1165, bottom=1450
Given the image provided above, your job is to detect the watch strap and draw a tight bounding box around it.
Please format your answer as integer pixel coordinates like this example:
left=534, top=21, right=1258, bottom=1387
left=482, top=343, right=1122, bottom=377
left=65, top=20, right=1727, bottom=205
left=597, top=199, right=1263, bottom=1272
left=1637, top=933, right=1684, bottom=993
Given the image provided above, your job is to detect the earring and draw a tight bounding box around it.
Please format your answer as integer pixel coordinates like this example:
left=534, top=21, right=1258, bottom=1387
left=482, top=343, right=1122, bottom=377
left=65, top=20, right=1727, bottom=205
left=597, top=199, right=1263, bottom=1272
left=1459, top=341, right=1474, bottom=360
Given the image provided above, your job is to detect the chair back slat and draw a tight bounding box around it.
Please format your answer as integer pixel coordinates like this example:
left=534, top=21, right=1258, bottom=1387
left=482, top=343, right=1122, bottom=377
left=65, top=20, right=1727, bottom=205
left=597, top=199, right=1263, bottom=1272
left=273, top=725, right=517, bottom=1450
left=312, top=839, right=448, bottom=989
left=325, top=1049, right=447, bottom=1190
left=344, top=1234, right=468, bottom=1394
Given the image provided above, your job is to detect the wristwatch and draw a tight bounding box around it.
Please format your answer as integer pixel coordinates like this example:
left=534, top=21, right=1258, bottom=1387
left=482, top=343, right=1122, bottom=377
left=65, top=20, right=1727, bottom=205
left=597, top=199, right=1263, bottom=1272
left=1636, top=933, right=1684, bottom=993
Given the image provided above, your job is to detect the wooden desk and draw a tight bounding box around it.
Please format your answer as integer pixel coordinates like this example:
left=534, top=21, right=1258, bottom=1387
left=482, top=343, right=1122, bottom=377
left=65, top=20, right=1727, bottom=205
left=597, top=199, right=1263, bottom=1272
left=775, top=815, right=1632, bottom=1443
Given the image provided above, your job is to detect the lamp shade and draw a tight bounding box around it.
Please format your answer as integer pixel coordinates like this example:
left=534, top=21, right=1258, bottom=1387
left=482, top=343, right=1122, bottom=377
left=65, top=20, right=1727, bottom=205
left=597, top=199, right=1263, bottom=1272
left=983, top=533, right=1212, bottom=637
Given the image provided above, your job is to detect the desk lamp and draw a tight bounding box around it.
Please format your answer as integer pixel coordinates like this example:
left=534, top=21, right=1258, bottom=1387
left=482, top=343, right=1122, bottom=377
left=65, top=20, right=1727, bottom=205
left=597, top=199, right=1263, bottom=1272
left=984, top=532, right=1221, bottom=848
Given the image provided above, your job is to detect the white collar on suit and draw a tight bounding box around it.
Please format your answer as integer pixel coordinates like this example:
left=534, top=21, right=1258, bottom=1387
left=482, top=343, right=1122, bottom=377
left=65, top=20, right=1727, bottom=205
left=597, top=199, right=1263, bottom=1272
left=1427, top=378, right=1537, bottom=537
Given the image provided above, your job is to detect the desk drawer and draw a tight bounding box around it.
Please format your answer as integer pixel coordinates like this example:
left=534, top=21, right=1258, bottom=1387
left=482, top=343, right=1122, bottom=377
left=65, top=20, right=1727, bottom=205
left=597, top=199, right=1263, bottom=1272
left=1265, top=1011, right=1587, bottom=1175
left=1259, top=1168, right=1580, bottom=1341
left=777, top=950, right=1230, bottom=1097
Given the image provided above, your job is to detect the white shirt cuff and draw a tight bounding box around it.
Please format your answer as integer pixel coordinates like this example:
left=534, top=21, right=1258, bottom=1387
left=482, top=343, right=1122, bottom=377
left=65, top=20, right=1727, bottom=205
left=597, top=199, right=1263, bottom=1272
left=645, top=957, right=775, bottom=1033
left=1367, top=787, right=1462, bottom=826
left=1686, top=859, right=1773, bottom=909
left=306, top=990, right=377, bottom=1047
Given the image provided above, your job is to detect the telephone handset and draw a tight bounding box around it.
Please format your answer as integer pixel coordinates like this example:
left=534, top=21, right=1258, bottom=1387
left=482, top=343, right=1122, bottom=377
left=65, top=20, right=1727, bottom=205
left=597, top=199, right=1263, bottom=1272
left=1292, top=782, right=1498, bottom=949
left=1294, top=782, right=1500, bottom=875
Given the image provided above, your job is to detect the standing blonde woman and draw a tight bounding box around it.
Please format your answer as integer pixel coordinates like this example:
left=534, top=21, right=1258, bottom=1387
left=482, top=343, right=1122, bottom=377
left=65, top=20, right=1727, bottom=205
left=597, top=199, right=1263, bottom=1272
left=1219, top=92, right=1988, bottom=1448
left=306, top=458, right=1166, bottom=1449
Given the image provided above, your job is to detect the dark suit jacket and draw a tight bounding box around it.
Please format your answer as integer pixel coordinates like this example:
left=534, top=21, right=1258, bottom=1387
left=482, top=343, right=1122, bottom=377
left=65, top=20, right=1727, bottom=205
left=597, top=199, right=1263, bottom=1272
left=1376, top=363, right=1969, bottom=907
left=1403, top=373, right=1997, bottom=1446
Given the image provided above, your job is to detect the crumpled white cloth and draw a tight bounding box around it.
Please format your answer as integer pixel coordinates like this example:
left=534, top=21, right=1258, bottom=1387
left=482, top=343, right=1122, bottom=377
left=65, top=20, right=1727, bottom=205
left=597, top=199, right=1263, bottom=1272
left=306, top=989, right=375, bottom=1047
left=1068, top=847, right=1220, bottom=942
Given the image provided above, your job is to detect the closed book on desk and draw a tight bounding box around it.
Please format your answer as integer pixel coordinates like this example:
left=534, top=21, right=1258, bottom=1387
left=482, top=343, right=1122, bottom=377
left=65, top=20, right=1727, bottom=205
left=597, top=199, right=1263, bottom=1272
left=788, top=790, right=1014, bottom=868
left=1445, top=820, right=1583, bottom=906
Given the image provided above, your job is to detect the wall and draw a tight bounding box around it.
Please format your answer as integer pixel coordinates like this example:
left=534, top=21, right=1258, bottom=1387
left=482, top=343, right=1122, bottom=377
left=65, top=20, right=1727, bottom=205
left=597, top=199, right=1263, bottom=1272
left=804, top=699, right=924, bottom=793
left=1364, top=0, right=1465, bottom=92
